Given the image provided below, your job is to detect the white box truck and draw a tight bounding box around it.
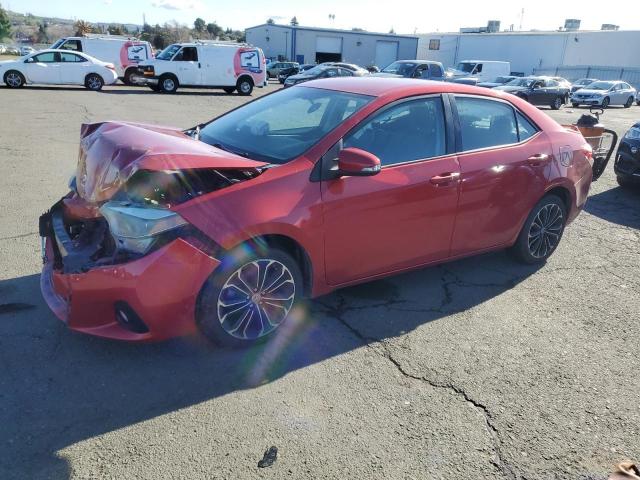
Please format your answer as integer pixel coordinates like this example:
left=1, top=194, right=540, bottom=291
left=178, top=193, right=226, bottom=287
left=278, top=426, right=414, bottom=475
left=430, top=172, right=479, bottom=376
left=136, top=42, right=267, bottom=95
left=445, top=60, right=511, bottom=85
left=50, top=35, right=153, bottom=85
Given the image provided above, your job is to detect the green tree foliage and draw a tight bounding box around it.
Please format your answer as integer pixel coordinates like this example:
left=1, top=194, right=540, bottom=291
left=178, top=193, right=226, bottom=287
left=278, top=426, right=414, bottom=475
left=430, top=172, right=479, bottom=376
left=36, top=21, right=48, bottom=43
left=0, top=3, right=12, bottom=40
left=266, top=18, right=275, bottom=25
left=74, top=20, right=94, bottom=36
left=194, top=17, right=205, bottom=33
left=290, top=16, right=299, bottom=26
left=107, top=24, right=126, bottom=35
left=206, top=22, right=222, bottom=39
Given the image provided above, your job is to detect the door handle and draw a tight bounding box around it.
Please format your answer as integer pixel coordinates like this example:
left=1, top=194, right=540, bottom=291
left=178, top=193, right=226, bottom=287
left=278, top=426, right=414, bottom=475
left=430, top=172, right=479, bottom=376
left=527, top=154, right=551, bottom=166
left=429, top=172, right=460, bottom=186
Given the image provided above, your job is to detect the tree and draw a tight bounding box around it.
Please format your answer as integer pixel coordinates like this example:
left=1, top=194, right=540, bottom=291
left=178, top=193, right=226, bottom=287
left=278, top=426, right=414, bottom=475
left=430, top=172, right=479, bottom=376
left=266, top=18, right=275, bottom=25
left=389, top=27, right=395, bottom=34
left=206, top=22, right=222, bottom=39
left=107, top=24, right=125, bottom=35
left=36, top=21, right=49, bottom=43
left=194, top=17, right=206, bottom=34
left=74, top=20, right=94, bottom=36
left=0, top=3, right=11, bottom=40
left=290, top=16, right=299, bottom=26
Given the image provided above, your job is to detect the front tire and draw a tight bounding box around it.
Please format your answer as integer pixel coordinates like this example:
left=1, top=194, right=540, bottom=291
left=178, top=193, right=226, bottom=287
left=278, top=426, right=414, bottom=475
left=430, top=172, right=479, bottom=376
left=85, top=73, right=104, bottom=91
left=4, top=70, right=25, bottom=88
left=197, top=247, right=303, bottom=348
left=601, top=96, right=610, bottom=108
left=511, top=194, right=567, bottom=264
left=123, top=68, right=138, bottom=86
left=237, top=77, right=254, bottom=96
left=159, top=74, right=178, bottom=93
left=551, top=96, right=563, bottom=110
left=624, top=96, right=634, bottom=108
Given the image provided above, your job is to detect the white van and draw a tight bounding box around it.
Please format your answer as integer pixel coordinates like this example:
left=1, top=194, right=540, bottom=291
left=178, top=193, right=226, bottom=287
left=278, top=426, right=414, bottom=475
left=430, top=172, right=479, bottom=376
left=50, top=35, right=153, bottom=84
left=136, top=42, right=267, bottom=95
left=446, top=60, right=511, bottom=84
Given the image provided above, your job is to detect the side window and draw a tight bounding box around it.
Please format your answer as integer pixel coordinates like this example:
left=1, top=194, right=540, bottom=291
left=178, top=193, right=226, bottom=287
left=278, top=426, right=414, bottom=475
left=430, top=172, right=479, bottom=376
left=61, top=40, right=82, bottom=52
left=174, top=47, right=198, bottom=61
left=344, top=97, right=447, bottom=167
left=339, top=68, right=353, bottom=77
left=414, top=64, right=427, bottom=78
left=515, top=111, right=538, bottom=142
left=60, top=52, right=85, bottom=63
left=456, top=97, right=518, bottom=151
left=325, top=68, right=339, bottom=77
left=32, top=52, right=57, bottom=63
left=430, top=64, right=443, bottom=77
left=475, top=64, right=483, bottom=73
left=548, top=80, right=558, bottom=87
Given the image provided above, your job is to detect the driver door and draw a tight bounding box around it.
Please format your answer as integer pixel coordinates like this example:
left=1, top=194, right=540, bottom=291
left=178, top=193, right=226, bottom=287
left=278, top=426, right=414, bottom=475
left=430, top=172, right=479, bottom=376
left=173, top=46, right=201, bottom=85
left=321, top=96, right=459, bottom=285
left=23, top=52, right=61, bottom=84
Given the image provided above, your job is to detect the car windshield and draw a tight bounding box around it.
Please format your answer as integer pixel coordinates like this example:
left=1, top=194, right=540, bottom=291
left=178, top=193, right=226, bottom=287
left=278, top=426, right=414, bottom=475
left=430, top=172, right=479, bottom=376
left=494, top=76, right=512, bottom=83
left=588, top=81, right=614, bottom=90
left=156, top=44, right=181, bottom=60
left=199, top=86, right=374, bottom=164
left=381, top=62, right=416, bottom=75
left=506, top=78, right=535, bottom=87
left=50, top=39, right=64, bottom=49
left=456, top=62, right=476, bottom=73
left=301, top=65, right=327, bottom=76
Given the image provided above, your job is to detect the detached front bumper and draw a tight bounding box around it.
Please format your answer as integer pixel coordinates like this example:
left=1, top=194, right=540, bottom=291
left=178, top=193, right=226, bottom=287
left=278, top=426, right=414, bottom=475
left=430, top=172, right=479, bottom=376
left=40, top=202, right=220, bottom=342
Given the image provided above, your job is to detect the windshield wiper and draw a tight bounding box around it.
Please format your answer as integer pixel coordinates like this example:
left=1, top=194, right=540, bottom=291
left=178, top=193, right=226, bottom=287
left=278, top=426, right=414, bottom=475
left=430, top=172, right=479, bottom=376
left=211, top=142, right=252, bottom=159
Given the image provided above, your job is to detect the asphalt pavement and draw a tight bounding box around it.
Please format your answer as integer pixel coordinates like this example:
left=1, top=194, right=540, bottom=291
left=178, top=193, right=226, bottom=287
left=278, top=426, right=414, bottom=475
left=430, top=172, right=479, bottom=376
left=0, top=82, right=639, bottom=479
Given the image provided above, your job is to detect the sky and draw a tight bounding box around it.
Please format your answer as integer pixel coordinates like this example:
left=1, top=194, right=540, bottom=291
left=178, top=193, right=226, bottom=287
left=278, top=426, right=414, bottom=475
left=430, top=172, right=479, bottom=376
left=6, top=0, right=640, bottom=34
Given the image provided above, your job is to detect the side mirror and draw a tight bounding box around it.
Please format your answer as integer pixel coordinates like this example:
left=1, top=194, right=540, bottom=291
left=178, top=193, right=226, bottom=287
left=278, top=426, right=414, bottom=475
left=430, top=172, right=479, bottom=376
left=337, top=148, right=381, bottom=177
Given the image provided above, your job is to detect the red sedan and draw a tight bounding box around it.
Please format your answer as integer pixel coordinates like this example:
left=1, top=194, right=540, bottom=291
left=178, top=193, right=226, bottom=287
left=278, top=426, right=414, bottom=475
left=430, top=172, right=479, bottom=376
left=40, top=78, right=593, bottom=347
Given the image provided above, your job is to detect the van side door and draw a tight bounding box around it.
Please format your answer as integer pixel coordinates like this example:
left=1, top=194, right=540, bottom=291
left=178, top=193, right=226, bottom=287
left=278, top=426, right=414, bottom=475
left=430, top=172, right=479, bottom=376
left=172, top=46, right=201, bottom=86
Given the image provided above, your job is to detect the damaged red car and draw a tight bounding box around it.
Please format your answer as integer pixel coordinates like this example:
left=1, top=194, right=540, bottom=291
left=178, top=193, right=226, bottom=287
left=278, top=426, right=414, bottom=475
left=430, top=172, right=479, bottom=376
left=40, top=78, right=593, bottom=347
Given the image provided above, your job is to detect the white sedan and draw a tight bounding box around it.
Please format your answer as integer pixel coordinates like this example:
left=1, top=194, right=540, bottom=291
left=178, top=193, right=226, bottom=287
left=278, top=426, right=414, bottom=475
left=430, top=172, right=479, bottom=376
left=0, top=49, right=118, bottom=91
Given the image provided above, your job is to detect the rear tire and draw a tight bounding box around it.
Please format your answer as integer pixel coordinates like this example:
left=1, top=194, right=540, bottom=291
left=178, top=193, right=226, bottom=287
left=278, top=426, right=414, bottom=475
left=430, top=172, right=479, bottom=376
left=196, top=246, right=303, bottom=348
left=85, top=73, right=104, bottom=91
left=571, top=102, right=580, bottom=108
left=159, top=74, right=178, bottom=93
left=624, top=96, right=634, bottom=108
left=510, top=194, right=567, bottom=264
left=4, top=70, right=25, bottom=88
left=550, top=96, right=563, bottom=110
left=236, top=77, right=253, bottom=96
left=123, top=68, right=138, bottom=86
left=602, top=96, right=610, bottom=108
left=223, top=87, right=235, bottom=94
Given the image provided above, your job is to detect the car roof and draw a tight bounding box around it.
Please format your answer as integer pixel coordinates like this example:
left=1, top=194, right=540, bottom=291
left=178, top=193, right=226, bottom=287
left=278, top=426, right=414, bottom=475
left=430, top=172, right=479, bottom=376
left=299, top=76, right=531, bottom=98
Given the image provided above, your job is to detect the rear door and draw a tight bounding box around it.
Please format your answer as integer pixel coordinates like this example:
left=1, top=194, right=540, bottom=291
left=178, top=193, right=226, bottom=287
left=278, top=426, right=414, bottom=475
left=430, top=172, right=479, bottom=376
left=59, top=52, right=89, bottom=84
left=22, top=52, right=61, bottom=84
left=449, top=95, right=552, bottom=256
left=322, top=95, right=460, bottom=284
left=172, top=46, right=201, bottom=85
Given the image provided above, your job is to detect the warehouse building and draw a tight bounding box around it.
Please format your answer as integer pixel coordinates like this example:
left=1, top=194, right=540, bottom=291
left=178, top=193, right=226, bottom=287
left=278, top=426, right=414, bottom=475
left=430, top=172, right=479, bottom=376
left=416, top=27, right=640, bottom=76
left=246, top=23, right=419, bottom=68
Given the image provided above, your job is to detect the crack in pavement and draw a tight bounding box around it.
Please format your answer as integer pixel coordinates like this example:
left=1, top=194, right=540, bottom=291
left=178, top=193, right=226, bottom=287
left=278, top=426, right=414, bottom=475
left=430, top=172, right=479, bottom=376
left=0, top=231, right=38, bottom=241
left=316, top=291, right=517, bottom=480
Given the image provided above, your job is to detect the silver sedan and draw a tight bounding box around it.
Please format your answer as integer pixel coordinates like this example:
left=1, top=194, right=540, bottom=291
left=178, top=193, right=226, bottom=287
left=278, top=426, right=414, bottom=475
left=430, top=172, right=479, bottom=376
left=570, top=80, right=637, bottom=108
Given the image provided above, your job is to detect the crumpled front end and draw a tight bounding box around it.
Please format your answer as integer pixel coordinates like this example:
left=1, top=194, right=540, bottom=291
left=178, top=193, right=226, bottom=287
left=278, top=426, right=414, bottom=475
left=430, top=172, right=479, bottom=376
left=39, top=121, right=266, bottom=341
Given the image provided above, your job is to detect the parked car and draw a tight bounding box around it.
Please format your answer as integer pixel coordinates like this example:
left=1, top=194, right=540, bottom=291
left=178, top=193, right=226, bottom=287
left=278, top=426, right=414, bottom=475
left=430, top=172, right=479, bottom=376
left=137, top=42, right=267, bottom=95
left=284, top=64, right=356, bottom=87
left=614, top=122, right=640, bottom=188
left=636, top=90, right=640, bottom=106
left=6, top=46, right=20, bottom=55
left=266, top=61, right=298, bottom=79
left=39, top=77, right=593, bottom=347
left=0, top=49, right=118, bottom=90
left=446, top=60, right=510, bottom=83
left=570, top=78, right=598, bottom=93
left=477, top=75, right=517, bottom=88
left=324, top=62, right=370, bottom=76
left=570, top=80, right=637, bottom=108
left=19, top=46, right=36, bottom=56
left=373, top=60, right=445, bottom=81
left=277, top=65, right=299, bottom=83
left=495, top=76, right=569, bottom=110
left=50, top=35, right=153, bottom=85
left=366, top=65, right=380, bottom=73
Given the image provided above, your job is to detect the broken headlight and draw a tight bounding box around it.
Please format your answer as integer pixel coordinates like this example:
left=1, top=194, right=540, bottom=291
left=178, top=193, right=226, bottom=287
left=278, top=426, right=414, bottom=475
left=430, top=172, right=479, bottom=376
left=99, top=201, right=188, bottom=255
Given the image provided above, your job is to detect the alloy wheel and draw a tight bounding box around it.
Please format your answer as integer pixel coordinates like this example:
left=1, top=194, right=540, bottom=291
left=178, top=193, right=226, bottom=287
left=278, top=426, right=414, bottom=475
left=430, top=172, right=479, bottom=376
left=87, top=75, right=102, bottom=90
left=240, top=81, right=251, bottom=94
left=527, top=204, right=564, bottom=259
left=217, top=259, right=295, bottom=340
left=6, top=72, right=22, bottom=87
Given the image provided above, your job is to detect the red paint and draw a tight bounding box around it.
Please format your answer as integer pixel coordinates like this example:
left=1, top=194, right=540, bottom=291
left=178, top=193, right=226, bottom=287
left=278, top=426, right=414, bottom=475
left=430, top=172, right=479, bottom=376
left=42, top=78, right=593, bottom=341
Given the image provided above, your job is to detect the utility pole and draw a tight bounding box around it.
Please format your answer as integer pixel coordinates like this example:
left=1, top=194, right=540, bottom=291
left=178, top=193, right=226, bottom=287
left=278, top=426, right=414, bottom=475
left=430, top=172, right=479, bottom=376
left=519, top=8, right=525, bottom=31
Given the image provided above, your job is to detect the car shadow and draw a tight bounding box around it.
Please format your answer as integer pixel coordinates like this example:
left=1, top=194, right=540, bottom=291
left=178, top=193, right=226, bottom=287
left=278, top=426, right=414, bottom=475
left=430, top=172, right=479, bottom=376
left=584, top=185, right=640, bottom=229
left=0, top=251, right=542, bottom=479
left=5, top=85, right=242, bottom=97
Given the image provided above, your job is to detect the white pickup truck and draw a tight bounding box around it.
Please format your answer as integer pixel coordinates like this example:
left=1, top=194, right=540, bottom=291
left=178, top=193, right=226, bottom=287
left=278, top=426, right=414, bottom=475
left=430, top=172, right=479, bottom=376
left=446, top=60, right=511, bottom=85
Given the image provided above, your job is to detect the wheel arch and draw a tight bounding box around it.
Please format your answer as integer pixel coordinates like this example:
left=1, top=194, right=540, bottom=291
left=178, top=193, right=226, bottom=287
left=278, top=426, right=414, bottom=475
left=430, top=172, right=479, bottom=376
left=544, top=185, right=572, bottom=213
left=236, top=74, right=254, bottom=86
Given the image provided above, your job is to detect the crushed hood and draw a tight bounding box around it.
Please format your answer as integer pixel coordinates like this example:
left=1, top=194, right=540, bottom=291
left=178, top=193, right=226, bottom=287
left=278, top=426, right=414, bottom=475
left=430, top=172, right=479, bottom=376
left=76, top=121, right=266, bottom=203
